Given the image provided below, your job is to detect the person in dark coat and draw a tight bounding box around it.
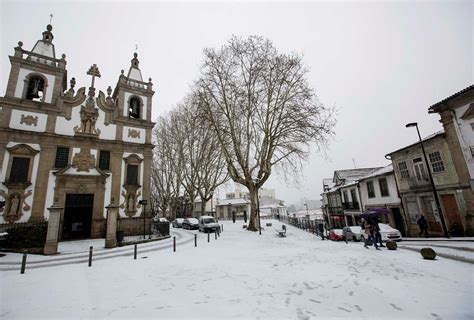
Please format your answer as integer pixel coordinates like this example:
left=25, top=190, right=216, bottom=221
left=417, top=215, right=429, bottom=238
left=362, top=218, right=379, bottom=250
left=373, top=218, right=385, bottom=248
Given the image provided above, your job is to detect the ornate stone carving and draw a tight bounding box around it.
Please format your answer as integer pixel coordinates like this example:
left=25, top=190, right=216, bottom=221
left=73, top=103, right=101, bottom=135
left=128, top=129, right=141, bottom=139
left=20, top=114, right=38, bottom=126
left=72, top=149, right=96, bottom=172
left=0, top=189, right=33, bottom=222
left=120, top=188, right=141, bottom=217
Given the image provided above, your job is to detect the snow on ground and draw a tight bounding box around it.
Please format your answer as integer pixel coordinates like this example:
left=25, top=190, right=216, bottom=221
left=1, top=220, right=473, bottom=319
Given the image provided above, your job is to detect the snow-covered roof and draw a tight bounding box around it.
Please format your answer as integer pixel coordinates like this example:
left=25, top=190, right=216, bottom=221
left=386, top=130, right=445, bottom=157
left=334, top=168, right=383, bottom=183
left=356, top=164, right=394, bottom=182
left=216, top=198, right=250, bottom=206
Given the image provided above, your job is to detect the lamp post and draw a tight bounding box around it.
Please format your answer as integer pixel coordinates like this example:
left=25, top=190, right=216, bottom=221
left=254, top=178, right=262, bottom=235
left=304, top=203, right=310, bottom=231
left=210, top=191, right=214, bottom=216
left=406, top=122, right=449, bottom=238
left=139, top=199, right=148, bottom=239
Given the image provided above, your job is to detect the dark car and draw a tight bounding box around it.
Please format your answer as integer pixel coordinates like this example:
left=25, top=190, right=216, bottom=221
left=182, top=218, right=199, bottom=230
left=172, top=218, right=185, bottom=228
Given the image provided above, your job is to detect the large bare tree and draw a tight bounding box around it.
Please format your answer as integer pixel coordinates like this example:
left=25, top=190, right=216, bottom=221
left=196, top=36, right=335, bottom=231
left=151, top=115, right=184, bottom=219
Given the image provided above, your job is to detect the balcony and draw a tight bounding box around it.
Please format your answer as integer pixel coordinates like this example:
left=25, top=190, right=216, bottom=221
left=342, top=202, right=360, bottom=211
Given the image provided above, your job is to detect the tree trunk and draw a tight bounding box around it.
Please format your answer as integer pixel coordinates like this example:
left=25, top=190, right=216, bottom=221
left=201, top=200, right=206, bottom=216
left=248, top=188, right=259, bottom=231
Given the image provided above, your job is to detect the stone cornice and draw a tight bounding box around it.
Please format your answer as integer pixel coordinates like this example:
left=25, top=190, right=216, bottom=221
left=1, top=127, right=155, bottom=149
left=9, top=55, right=66, bottom=75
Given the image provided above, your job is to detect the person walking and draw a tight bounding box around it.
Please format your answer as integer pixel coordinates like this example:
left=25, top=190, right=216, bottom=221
left=362, top=219, right=378, bottom=249
left=373, top=218, right=384, bottom=248
left=417, top=215, right=429, bottom=238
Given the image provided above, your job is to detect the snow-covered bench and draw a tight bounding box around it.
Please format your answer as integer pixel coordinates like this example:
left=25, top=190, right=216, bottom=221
left=275, top=225, right=287, bottom=237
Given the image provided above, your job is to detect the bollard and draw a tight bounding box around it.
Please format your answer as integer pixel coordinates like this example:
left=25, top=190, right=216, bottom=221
left=20, top=250, right=27, bottom=274
left=208, top=232, right=210, bottom=243
left=134, top=244, right=137, bottom=260
left=88, top=246, right=93, bottom=267
left=173, top=236, right=176, bottom=252
left=215, top=230, right=218, bottom=240
left=221, top=224, right=223, bottom=232
left=195, top=234, right=197, bottom=247
left=217, top=228, right=220, bottom=237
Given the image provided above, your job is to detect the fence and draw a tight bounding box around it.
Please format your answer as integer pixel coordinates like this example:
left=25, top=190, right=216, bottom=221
left=116, top=218, right=170, bottom=239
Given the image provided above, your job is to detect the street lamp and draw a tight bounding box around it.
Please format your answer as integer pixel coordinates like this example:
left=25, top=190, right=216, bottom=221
left=406, top=122, right=449, bottom=238
left=139, top=199, right=148, bottom=239
left=254, top=178, right=262, bottom=235
left=210, top=191, right=214, bottom=216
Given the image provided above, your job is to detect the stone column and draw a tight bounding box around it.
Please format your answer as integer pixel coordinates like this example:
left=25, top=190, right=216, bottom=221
left=44, top=200, right=63, bottom=255
left=105, top=201, right=119, bottom=248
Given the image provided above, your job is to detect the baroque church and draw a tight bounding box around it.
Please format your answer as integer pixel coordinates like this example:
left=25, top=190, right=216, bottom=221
left=0, top=24, right=155, bottom=240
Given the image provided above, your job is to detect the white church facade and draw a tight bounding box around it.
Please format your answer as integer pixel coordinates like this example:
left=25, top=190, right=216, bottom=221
left=0, top=24, right=155, bottom=240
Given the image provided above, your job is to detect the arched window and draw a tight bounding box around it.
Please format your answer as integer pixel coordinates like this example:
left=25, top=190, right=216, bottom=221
left=128, top=96, right=141, bottom=119
left=25, top=75, right=46, bottom=101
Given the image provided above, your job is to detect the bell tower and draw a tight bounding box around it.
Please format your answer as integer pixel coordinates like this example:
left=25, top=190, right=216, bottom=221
left=113, top=53, right=154, bottom=122
left=5, top=24, right=67, bottom=105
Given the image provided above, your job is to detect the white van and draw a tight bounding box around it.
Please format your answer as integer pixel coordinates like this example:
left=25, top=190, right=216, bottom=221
left=198, top=215, right=220, bottom=233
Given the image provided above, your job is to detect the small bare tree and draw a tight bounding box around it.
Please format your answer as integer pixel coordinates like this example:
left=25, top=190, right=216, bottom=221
left=175, top=96, right=229, bottom=216
left=196, top=36, right=335, bottom=231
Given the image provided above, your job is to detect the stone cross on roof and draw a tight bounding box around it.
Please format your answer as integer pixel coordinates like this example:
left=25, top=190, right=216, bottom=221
left=86, top=64, right=101, bottom=88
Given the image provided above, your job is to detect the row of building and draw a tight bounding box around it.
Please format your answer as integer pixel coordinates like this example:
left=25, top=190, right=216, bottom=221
left=321, top=85, right=474, bottom=237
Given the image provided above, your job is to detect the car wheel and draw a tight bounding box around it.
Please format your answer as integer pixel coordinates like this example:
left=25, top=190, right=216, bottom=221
left=353, top=236, right=357, bottom=242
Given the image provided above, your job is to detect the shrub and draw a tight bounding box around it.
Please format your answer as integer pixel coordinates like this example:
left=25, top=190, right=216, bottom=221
left=421, top=247, right=436, bottom=260
left=4, top=222, right=48, bottom=249
left=386, top=241, right=397, bottom=250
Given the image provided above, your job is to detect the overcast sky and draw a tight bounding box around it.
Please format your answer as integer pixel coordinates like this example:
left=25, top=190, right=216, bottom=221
left=1, top=1, right=472, bottom=206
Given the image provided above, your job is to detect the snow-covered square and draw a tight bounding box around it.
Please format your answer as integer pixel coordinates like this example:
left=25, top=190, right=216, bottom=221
left=2, top=220, right=473, bottom=319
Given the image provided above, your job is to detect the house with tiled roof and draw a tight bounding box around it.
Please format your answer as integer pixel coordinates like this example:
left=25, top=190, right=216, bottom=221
left=386, top=127, right=468, bottom=237
left=428, top=85, right=474, bottom=235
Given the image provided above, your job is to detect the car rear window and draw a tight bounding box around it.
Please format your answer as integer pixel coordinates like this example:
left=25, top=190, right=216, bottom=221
left=203, top=218, right=215, bottom=224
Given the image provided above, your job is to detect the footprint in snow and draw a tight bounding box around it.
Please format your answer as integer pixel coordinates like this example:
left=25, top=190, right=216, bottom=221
left=296, top=308, right=309, bottom=320
left=354, top=305, right=362, bottom=312
left=348, top=291, right=354, bottom=296
left=431, top=313, right=442, bottom=320
left=309, top=299, right=321, bottom=304
left=338, top=307, right=351, bottom=313
left=390, top=303, right=403, bottom=311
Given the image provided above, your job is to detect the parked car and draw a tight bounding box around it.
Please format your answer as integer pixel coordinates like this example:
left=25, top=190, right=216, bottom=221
left=172, top=218, right=185, bottom=228
left=342, top=226, right=362, bottom=241
left=198, top=215, right=220, bottom=233
left=153, top=216, right=169, bottom=223
left=361, top=223, right=402, bottom=242
left=182, top=218, right=199, bottom=230
left=328, top=229, right=345, bottom=241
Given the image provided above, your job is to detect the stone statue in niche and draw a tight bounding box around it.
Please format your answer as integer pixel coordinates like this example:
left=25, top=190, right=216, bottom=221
left=8, top=195, right=20, bottom=216
left=127, top=195, right=135, bottom=212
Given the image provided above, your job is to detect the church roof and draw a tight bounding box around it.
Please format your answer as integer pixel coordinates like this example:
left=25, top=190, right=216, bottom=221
left=127, top=52, right=144, bottom=82
left=30, top=24, right=56, bottom=59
